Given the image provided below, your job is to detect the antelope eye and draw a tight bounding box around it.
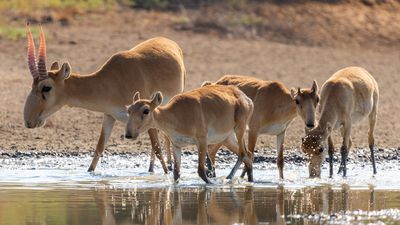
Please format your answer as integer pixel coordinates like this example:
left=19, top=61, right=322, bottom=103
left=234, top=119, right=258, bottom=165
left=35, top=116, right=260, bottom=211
left=42, top=86, right=52, bottom=93
left=143, top=109, right=150, bottom=115
left=319, top=147, right=324, bottom=153
left=295, top=99, right=300, bottom=105
left=316, top=96, right=320, bottom=103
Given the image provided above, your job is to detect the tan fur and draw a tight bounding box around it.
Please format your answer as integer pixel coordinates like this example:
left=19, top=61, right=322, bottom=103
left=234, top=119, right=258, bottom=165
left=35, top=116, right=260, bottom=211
left=125, top=85, right=254, bottom=183
left=23, top=37, right=186, bottom=172
left=205, top=75, right=319, bottom=179
left=302, top=66, right=379, bottom=178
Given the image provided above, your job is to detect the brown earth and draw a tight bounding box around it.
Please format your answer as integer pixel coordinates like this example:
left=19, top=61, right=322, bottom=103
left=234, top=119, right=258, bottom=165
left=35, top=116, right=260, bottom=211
left=0, top=3, right=399, bottom=158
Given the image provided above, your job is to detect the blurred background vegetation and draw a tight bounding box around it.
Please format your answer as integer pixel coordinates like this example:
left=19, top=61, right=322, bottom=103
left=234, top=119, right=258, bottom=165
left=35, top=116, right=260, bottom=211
left=0, top=0, right=399, bottom=47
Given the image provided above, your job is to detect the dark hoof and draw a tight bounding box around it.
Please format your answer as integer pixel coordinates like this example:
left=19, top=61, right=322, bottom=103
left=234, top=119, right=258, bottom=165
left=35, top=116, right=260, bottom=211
left=240, top=170, right=247, bottom=178
left=148, top=165, right=154, bottom=173
left=206, top=169, right=216, bottom=178
left=199, top=169, right=212, bottom=184
left=87, top=167, right=95, bottom=172
left=247, top=173, right=254, bottom=182
left=174, top=171, right=180, bottom=183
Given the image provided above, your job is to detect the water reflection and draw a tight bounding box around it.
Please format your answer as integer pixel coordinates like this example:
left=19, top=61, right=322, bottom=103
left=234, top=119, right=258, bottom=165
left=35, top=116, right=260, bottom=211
left=0, top=185, right=399, bottom=225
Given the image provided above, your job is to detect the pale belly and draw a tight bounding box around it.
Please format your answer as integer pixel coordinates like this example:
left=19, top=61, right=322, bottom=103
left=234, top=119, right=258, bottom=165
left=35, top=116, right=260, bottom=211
left=171, top=134, right=197, bottom=148
left=259, top=122, right=289, bottom=135
left=207, top=128, right=233, bottom=145
left=169, top=128, right=233, bottom=148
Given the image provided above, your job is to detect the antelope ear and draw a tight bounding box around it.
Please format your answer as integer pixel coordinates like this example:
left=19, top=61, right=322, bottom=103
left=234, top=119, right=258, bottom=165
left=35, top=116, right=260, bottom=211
left=311, top=80, right=319, bottom=94
left=290, top=88, right=298, bottom=99
left=133, top=92, right=140, bottom=103
left=150, top=91, right=163, bottom=107
left=60, top=62, right=71, bottom=80
left=50, top=61, right=59, bottom=70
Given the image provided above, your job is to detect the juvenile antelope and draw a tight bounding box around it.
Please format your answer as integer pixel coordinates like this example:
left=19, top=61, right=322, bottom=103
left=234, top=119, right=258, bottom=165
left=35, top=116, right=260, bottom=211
left=301, top=67, right=379, bottom=178
left=203, top=75, right=319, bottom=179
left=125, top=85, right=254, bottom=184
left=23, top=24, right=185, bottom=173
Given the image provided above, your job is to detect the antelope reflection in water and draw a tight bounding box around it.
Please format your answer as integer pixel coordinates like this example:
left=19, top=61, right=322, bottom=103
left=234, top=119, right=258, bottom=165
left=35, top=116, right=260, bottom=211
left=92, top=185, right=377, bottom=225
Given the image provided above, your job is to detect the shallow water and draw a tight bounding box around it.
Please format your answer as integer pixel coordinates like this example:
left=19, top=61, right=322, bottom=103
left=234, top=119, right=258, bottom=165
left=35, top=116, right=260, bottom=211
left=0, top=154, right=399, bottom=225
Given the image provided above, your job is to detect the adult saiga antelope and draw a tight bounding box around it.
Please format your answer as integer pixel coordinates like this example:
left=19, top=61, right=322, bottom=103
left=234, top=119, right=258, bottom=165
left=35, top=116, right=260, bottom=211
left=301, top=66, right=379, bottom=178
left=125, top=85, right=254, bottom=184
left=203, top=75, right=319, bottom=179
left=23, top=24, right=185, bottom=173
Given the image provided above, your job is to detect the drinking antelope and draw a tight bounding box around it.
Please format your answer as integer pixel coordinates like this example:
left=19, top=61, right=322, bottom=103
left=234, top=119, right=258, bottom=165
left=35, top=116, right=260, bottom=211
left=125, top=85, right=254, bottom=184
left=203, top=75, right=319, bottom=179
left=23, top=24, right=185, bottom=173
left=301, top=66, right=379, bottom=178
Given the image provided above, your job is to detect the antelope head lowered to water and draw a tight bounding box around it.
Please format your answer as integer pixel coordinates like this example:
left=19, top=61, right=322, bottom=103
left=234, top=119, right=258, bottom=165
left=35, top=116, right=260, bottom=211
left=23, top=23, right=186, bottom=173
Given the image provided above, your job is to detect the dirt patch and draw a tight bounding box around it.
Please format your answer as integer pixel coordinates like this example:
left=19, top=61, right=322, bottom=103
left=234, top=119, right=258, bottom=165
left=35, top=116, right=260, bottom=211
left=173, top=1, right=400, bottom=48
left=0, top=6, right=399, bottom=157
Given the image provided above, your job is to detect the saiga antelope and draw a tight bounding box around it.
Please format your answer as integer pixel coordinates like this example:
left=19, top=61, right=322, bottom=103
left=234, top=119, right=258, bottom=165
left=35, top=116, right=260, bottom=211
left=23, top=24, right=185, bottom=173
left=125, top=85, right=254, bottom=183
left=203, top=75, right=319, bottom=179
left=301, top=66, right=378, bottom=178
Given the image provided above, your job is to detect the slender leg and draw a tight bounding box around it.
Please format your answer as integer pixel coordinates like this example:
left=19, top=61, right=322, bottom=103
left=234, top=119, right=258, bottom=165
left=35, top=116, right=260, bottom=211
left=223, top=134, right=241, bottom=179
left=148, top=144, right=156, bottom=173
left=206, top=143, right=222, bottom=178
left=339, top=123, right=351, bottom=177
left=164, top=134, right=173, bottom=171
left=236, top=126, right=253, bottom=182
left=276, top=131, right=286, bottom=180
left=368, top=108, right=378, bottom=175
left=88, top=114, right=115, bottom=172
left=197, top=138, right=212, bottom=184
left=172, top=144, right=182, bottom=183
left=148, top=128, right=168, bottom=173
left=240, top=129, right=258, bottom=178
left=328, top=136, right=334, bottom=178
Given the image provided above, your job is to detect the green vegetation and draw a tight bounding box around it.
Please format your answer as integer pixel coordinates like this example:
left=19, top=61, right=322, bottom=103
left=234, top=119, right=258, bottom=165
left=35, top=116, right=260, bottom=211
left=0, top=25, right=40, bottom=41
left=238, top=14, right=263, bottom=27
left=132, top=0, right=169, bottom=9
left=0, top=0, right=114, bottom=12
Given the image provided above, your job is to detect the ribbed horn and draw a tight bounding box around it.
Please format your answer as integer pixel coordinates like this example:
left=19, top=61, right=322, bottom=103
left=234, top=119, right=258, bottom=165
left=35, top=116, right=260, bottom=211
left=37, top=25, right=48, bottom=80
left=25, top=23, right=39, bottom=79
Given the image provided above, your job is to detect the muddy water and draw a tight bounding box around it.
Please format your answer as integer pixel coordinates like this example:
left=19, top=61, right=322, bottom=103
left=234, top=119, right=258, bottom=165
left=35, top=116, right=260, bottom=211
left=0, top=154, right=399, bottom=225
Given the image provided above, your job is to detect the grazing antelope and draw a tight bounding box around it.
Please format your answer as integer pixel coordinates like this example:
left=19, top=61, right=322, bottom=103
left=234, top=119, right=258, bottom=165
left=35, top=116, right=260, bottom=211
left=301, top=67, right=379, bottom=178
left=203, top=75, right=319, bottom=179
left=23, top=24, right=185, bottom=173
left=125, top=85, right=254, bottom=183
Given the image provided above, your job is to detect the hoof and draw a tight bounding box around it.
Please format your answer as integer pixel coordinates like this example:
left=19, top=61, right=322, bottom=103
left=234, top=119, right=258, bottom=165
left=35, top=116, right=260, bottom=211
left=206, top=169, right=216, bottom=178
left=148, top=165, right=154, bottom=173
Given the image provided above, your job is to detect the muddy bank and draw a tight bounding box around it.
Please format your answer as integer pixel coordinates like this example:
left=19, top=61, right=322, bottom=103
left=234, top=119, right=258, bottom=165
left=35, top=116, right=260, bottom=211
left=1, top=147, right=398, bottom=165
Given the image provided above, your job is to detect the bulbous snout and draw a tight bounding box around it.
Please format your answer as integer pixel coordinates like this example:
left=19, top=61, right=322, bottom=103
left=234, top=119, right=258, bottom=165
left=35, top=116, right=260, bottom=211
left=306, top=123, right=315, bottom=129
left=25, top=121, right=35, bottom=129
left=24, top=93, right=46, bottom=129
left=125, top=130, right=138, bottom=140
left=24, top=119, right=45, bottom=129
